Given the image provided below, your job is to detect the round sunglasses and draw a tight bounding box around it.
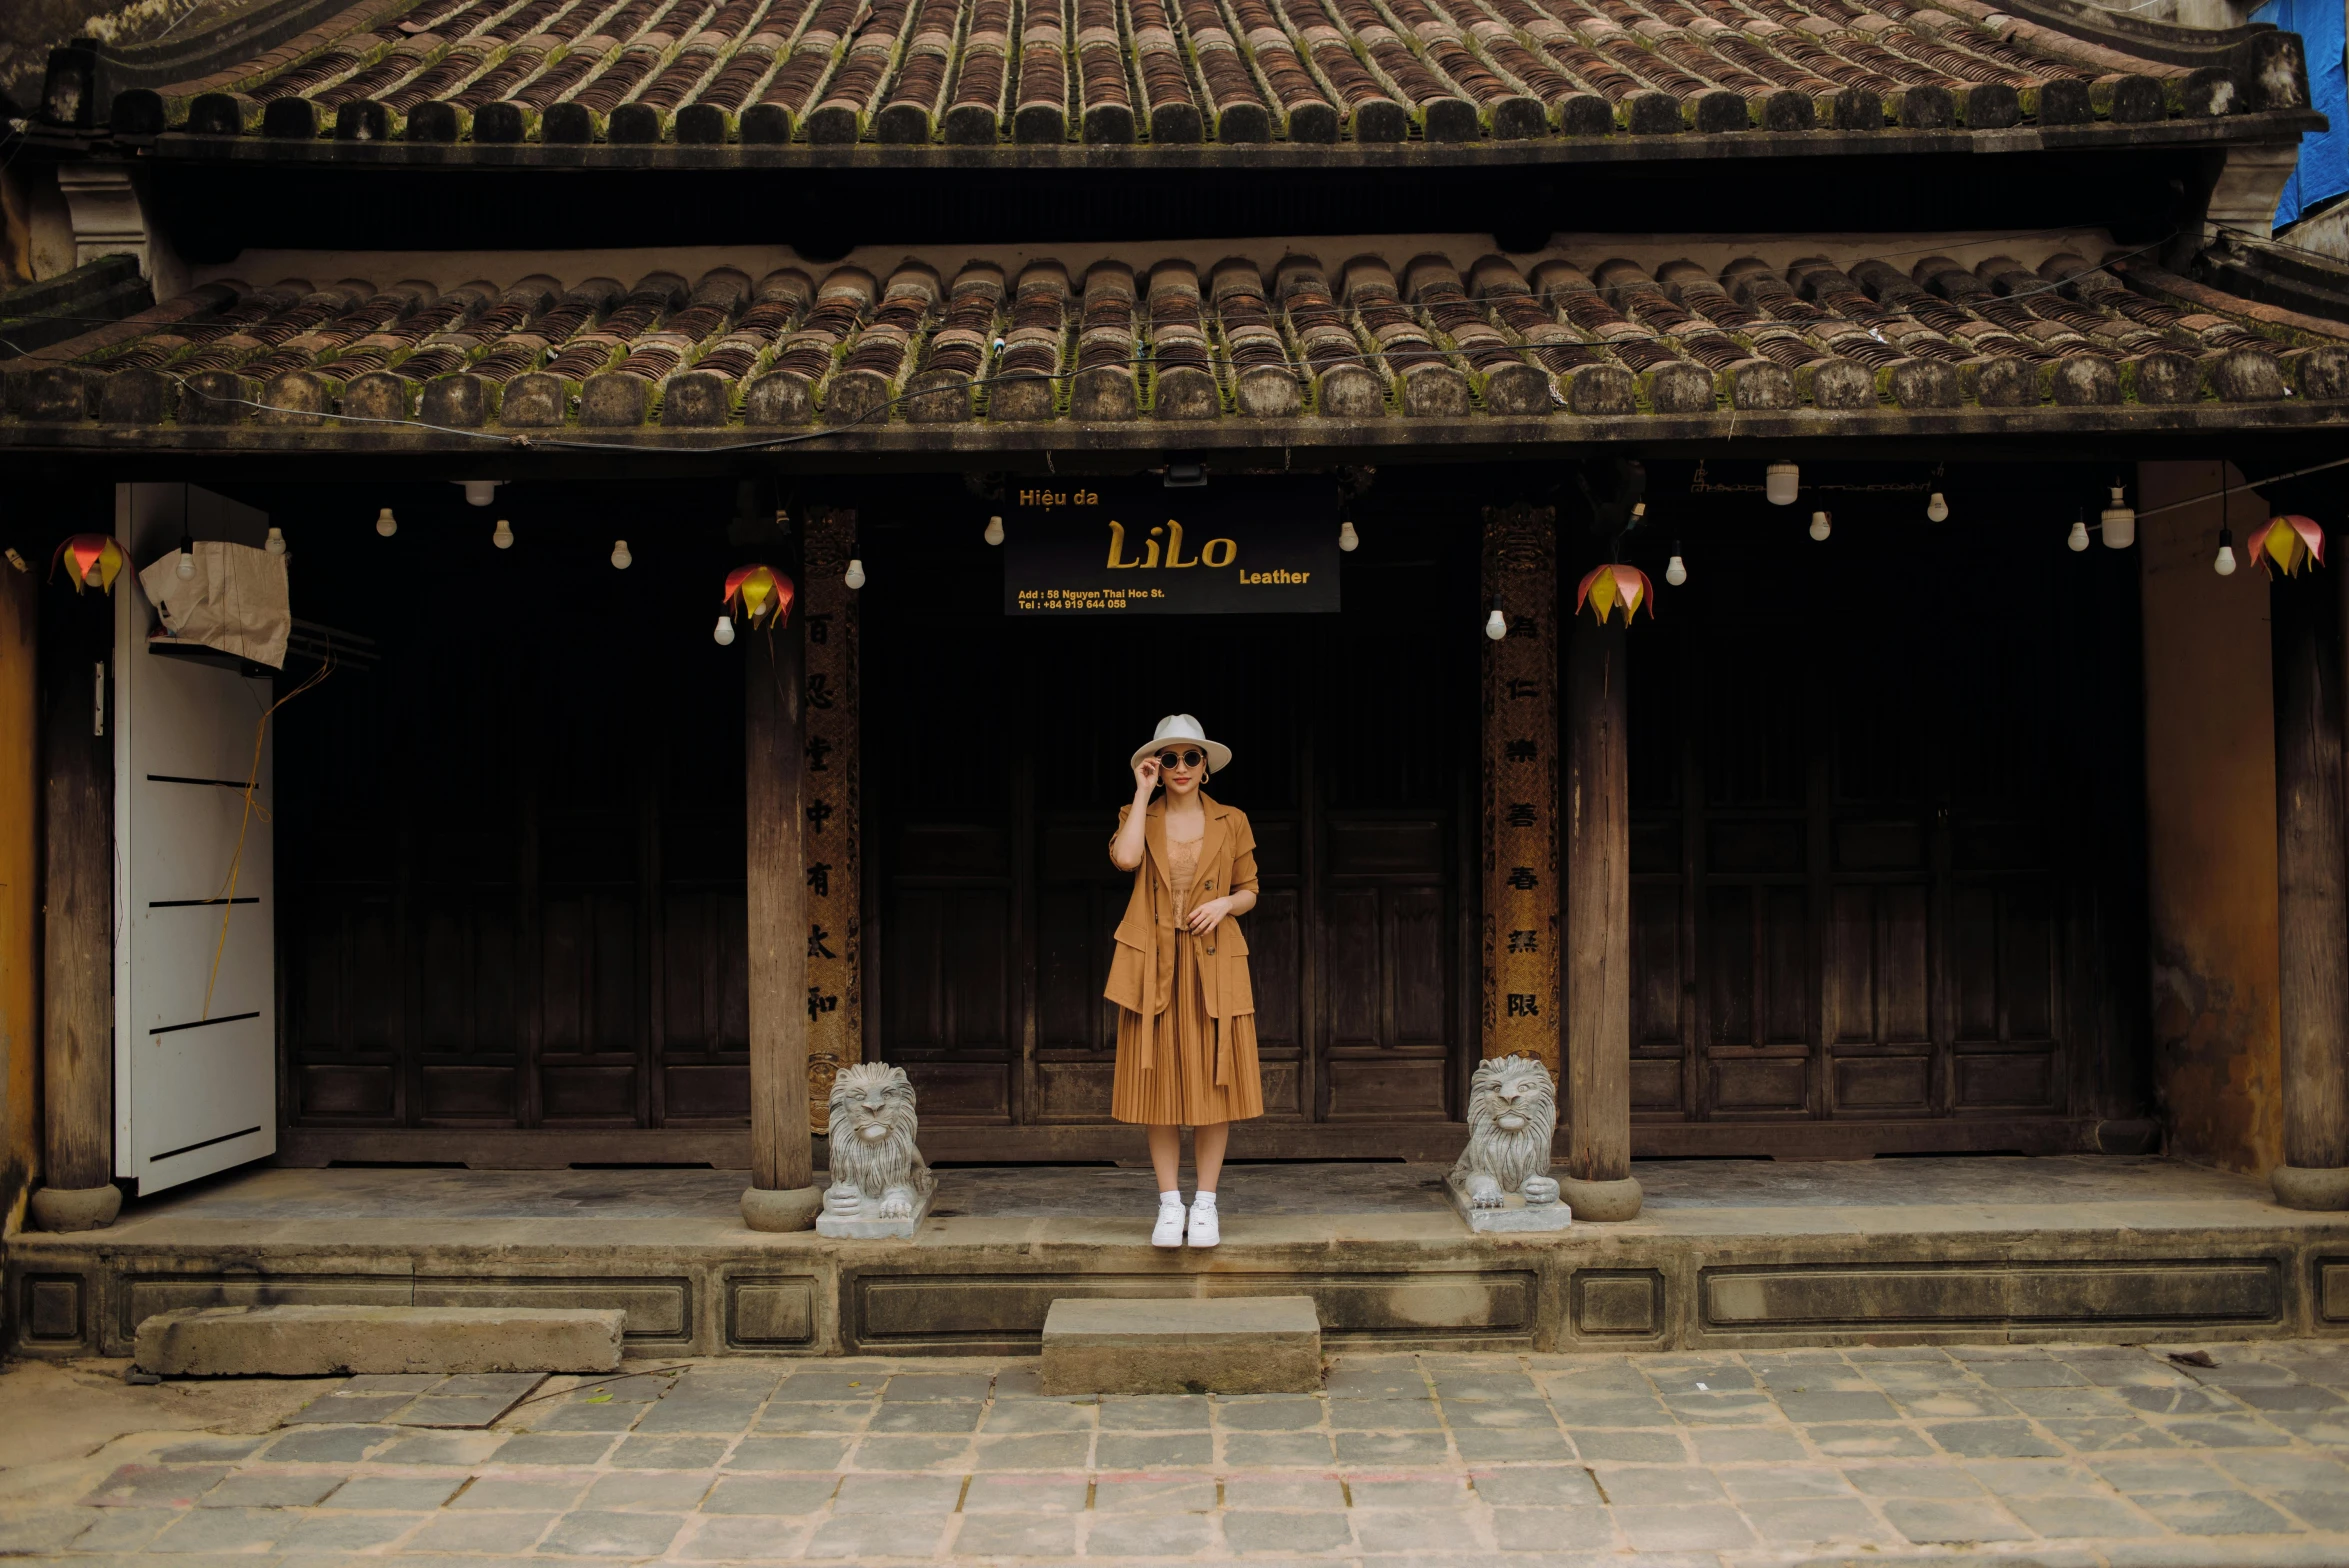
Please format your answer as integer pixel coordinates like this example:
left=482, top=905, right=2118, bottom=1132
left=1156, top=749, right=1205, bottom=769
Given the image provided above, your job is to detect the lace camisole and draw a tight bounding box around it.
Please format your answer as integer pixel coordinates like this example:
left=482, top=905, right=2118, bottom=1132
left=1167, top=834, right=1201, bottom=904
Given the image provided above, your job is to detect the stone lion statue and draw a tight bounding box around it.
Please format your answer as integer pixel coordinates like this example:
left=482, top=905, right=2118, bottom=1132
left=1454, top=1054, right=1557, bottom=1207
left=824, top=1062, right=933, bottom=1219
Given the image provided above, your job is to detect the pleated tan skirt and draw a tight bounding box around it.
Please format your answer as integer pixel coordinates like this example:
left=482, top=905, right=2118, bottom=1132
left=1110, top=929, right=1264, bottom=1126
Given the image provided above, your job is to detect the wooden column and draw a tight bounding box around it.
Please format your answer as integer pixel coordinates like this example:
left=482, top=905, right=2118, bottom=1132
left=1561, top=605, right=1643, bottom=1220
left=1481, top=505, right=1560, bottom=1073
left=32, top=577, right=120, bottom=1231
left=2270, top=556, right=2349, bottom=1208
left=800, top=510, right=861, bottom=1132
left=740, top=595, right=819, bottom=1230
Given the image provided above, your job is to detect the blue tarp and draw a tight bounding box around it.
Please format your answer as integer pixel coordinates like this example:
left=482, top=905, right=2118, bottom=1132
left=2251, top=0, right=2348, bottom=228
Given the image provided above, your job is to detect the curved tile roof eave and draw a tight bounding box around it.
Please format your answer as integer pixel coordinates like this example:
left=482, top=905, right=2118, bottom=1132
left=80, top=0, right=2315, bottom=160
left=6, top=242, right=2346, bottom=448
left=126, top=104, right=2325, bottom=165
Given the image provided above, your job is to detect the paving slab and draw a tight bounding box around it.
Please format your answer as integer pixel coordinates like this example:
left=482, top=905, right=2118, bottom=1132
left=31, top=1339, right=2349, bottom=1568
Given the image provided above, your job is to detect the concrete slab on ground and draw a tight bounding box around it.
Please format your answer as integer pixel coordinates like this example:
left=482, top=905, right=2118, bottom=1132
left=1041, top=1295, right=1320, bottom=1394
left=135, top=1305, right=623, bottom=1377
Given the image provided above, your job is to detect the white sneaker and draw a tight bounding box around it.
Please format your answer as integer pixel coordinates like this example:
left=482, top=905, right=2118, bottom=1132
left=1187, top=1200, right=1220, bottom=1248
left=1151, top=1200, right=1186, bottom=1248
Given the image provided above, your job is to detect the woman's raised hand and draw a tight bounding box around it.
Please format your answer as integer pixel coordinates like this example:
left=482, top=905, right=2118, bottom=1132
left=1133, top=754, right=1161, bottom=795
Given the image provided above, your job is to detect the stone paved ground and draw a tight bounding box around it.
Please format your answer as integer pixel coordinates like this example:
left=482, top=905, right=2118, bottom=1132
left=14, top=1341, right=2349, bottom=1566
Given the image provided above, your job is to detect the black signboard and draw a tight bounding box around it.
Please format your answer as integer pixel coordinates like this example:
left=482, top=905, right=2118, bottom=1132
left=1001, top=478, right=1341, bottom=615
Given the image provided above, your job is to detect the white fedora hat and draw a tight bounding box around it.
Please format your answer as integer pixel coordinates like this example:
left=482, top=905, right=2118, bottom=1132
left=1131, top=714, right=1231, bottom=774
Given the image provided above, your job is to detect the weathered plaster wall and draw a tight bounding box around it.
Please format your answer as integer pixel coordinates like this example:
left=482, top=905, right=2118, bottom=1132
left=2141, top=459, right=2283, bottom=1174
left=0, top=558, right=37, bottom=1236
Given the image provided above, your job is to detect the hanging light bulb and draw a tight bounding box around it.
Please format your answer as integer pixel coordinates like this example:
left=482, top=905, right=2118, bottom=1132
left=2100, top=484, right=2136, bottom=550
left=492, top=518, right=514, bottom=549
left=376, top=507, right=398, bottom=537
left=1926, top=491, right=1949, bottom=523
left=1484, top=596, right=1508, bottom=641
left=458, top=480, right=500, bottom=507
left=2067, top=515, right=2090, bottom=553
left=264, top=526, right=287, bottom=556
left=2214, top=526, right=2238, bottom=577
left=844, top=558, right=866, bottom=590
left=984, top=515, right=1005, bottom=547
left=611, top=539, right=632, bottom=570
left=1338, top=519, right=1359, bottom=552
left=713, top=614, right=736, bottom=646
left=175, top=543, right=196, bottom=580
left=1665, top=543, right=1687, bottom=586
left=1766, top=462, right=1800, bottom=507
left=1808, top=510, right=1832, bottom=542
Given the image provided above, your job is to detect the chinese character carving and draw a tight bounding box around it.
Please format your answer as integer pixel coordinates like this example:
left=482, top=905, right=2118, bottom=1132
left=1506, top=866, right=1539, bottom=891
left=1506, top=993, right=1540, bottom=1017
left=1508, top=929, right=1539, bottom=953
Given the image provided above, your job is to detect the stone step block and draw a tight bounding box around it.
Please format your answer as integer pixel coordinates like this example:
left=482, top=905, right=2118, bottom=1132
left=1040, top=1295, right=1321, bottom=1395
left=134, top=1305, right=625, bottom=1377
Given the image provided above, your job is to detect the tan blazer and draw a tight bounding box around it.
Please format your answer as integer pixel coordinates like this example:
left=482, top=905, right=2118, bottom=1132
left=1105, top=793, right=1259, bottom=1024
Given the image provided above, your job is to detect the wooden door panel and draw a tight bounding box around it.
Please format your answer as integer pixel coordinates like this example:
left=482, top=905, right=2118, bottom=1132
left=417, top=891, right=518, bottom=1054
left=1033, top=1058, right=1116, bottom=1121
left=541, top=1065, right=634, bottom=1121
left=1631, top=882, right=1683, bottom=1049
left=1389, top=884, right=1447, bottom=1045
left=1709, top=1052, right=1808, bottom=1113
left=539, top=889, right=639, bottom=1056
left=1955, top=1049, right=2057, bottom=1109
left=1324, top=1056, right=1448, bottom=1118
left=419, top=1060, right=515, bottom=1121
left=1951, top=882, right=2058, bottom=1047
left=902, top=1060, right=1013, bottom=1120
left=1324, top=886, right=1383, bottom=1047
left=1828, top=883, right=1930, bottom=1046
left=659, top=889, right=747, bottom=1052
left=1631, top=1056, right=1684, bottom=1112
left=1037, top=886, right=1109, bottom=1050
left=1834, top=1054, right=1930, bottom=1111
left=1248, top=885, right=1303, bottom=1049
left=1705, top=884, right=1810, bottom=1049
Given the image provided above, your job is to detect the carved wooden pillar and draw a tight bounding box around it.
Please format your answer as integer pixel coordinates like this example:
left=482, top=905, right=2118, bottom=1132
left=1560, top=599, right=1642, bottom=1222
left=1481, top=505, right=1560, bottom=1075
left=801, top=510, right=861, bottom=1136
left=741, top=579, right=818, bottom=1231
left=32, top=568, right=120, bottom=1231
left=2270, top=554, right=2349, bottom=1209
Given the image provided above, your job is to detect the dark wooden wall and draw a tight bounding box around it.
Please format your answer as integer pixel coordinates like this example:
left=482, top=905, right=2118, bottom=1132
left=276, top=482, right=753, bottom=1134
left=1617, top=465, right=2150, bottom=1142
left=269, top=467, right=2149, bottom=1158
left=860, top=500, right=1481, bottom=1131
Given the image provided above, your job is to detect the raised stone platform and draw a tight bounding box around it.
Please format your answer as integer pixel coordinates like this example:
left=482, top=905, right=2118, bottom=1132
left=12, top=1157, right=2349, bottom=1360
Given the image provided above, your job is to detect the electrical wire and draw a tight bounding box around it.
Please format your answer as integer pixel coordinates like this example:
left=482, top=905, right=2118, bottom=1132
left=2132, top=452, right=2349, bottom=522
left=201, top=643, right=329, bottom=1019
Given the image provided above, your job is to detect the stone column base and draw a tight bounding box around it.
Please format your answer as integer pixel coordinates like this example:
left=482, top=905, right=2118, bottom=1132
left=2272, top=1164, right=2349, bottom=1210
left=30, top=1183, right=121, bottom=1232
left=1558, top=1175, right=1644, bottom=1222
left=741, top=1185, right=824, bottom=1232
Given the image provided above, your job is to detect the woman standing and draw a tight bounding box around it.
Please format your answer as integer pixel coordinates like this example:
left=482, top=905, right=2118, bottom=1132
left=1108, top=714, right=1264, bottom=1247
